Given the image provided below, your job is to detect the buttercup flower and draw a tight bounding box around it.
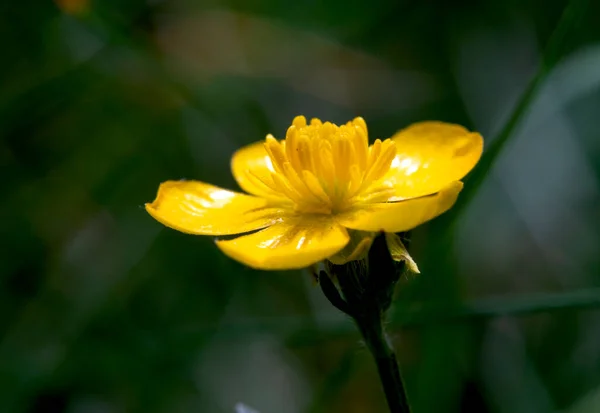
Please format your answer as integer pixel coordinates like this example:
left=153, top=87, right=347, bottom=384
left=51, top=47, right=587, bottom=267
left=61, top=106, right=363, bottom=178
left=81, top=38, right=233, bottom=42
left=146, top=116, right=483, bottom=270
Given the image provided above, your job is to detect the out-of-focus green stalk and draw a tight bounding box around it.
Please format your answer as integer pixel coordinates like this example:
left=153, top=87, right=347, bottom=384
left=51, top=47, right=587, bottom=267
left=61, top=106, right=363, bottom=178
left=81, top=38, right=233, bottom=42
left=443, top=0, right=590, bottom=223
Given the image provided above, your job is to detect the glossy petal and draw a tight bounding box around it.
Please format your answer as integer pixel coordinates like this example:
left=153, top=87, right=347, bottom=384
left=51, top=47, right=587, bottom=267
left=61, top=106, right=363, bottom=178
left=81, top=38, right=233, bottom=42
left=231, top=140, right=286, bottom=200
left=328, top=230, right=374, bottom=265
left=385, top=232, right=420, bottom=273
left=383, top=122, right=483, bottom=199
left=145, top=180, right=286, bottom=235
left=216, top=217, right=350, bottom=270
left=337, top=181, right=463, bottom=232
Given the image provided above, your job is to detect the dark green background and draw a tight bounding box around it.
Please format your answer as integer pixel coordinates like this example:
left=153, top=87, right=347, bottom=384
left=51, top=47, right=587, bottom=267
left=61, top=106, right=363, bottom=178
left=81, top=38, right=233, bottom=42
left=2, top=0, right=600, bottom=412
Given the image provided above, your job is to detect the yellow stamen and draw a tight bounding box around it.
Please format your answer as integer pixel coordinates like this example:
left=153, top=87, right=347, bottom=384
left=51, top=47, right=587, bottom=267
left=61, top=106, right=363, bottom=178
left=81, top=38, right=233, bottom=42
left=256, top=117, right=397, bottom=214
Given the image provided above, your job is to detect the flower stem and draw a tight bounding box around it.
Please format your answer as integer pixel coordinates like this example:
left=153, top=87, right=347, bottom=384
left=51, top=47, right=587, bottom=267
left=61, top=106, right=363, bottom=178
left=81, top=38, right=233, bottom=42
left=321, top=233, right=411, bottom=413
left=354, top=311, right=411, bottom=413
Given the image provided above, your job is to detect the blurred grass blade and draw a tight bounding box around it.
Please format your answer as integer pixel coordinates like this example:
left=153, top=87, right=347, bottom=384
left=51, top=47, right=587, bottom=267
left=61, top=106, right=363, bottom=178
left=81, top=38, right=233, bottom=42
left=235, top=403, right=260, bottom=413
left=392, top=288, right=600, bottom=327
left=446, top=0, right=590, bottom=220
left=566, top=385, right=600, bottom=413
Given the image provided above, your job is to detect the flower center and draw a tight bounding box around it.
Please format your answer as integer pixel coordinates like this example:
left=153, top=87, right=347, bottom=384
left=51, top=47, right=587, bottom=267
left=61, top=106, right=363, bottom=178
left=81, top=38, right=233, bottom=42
left=257, top=116, right=397, bottom=214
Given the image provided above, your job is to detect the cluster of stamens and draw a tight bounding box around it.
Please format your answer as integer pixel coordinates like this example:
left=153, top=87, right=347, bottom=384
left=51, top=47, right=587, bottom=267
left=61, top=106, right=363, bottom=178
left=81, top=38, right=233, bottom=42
left=247, top=116, right=397, bottom=214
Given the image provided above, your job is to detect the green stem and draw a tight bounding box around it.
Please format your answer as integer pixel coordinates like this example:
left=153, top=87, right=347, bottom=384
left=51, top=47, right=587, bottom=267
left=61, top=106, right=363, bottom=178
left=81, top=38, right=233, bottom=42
left=354, top=312, right=410, bottom=413
left=322, top=234, right=410, bottom=413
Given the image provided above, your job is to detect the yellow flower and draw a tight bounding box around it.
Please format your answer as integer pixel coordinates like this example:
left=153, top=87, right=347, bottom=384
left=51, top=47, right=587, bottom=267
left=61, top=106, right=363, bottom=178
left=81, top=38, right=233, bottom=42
left=146, top=116, right=483, bottom=270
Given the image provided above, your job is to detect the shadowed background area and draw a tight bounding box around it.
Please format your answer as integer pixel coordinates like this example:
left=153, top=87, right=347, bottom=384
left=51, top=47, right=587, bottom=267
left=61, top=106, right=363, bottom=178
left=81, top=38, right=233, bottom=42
left=2, top=0, right=600, bottom=412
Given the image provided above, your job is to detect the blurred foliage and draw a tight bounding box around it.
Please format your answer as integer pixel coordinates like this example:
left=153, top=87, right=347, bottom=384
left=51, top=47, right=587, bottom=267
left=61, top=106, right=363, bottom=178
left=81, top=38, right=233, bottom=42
left=1, top=0, right=600, bottom=412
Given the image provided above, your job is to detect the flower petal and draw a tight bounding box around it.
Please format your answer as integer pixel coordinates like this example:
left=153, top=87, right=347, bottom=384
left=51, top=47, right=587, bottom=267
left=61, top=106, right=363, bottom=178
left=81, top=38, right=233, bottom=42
left=337, top=181, right=463, bottom=232
left=328, top=230, right=374, bottom=265
left=231, top=140, right=286, bottom=199
left=146, top=180, right=286, bottom=235
left=216, top=217, right=350, bottom=270
left=385, top=233, right=420, bottom=274
left=383, top=121, right=483, bottom=199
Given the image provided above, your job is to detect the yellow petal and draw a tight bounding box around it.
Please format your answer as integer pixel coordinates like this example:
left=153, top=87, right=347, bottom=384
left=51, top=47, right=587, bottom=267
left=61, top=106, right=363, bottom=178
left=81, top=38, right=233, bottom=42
left=145, top=180, right=286, bottom=235
left=328, top=230, right=374, bottom=265
left=383, top=121, right=483, bottom=199
left=337, top=181, right=463, bottom=232
left=231, top=140, right=287, bottom=200
left=216, top=217, right=350, bottom=270
left=385, top=233, right=420, bottom=273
